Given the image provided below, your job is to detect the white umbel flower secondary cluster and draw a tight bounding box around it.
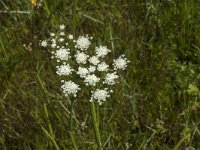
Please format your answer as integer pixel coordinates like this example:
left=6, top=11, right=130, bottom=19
left=75, top=52, right=89, bottom=64
left=97, top=62, right=109, bottom=72
left=77, top=67, right=89, bottom=78
left=75, top=35, right=91, bottom=50
left=56, top=63, right=73, bottom=76
left=61, top=80, right=80, bottom=97
left=90, top=88, right=111, bottom=105
left=103, top=72, right=119, bottom=85
left=95, top=46, right=111, bottom=58
left=52, top=47, right=70, bottom=62
left=84, top=74, right=100, bottom=86
left=113, top=55, right=130, bottom=70
left=40, top=25, right=130, bottom=105
left=89, top=56, right=100, bottom=65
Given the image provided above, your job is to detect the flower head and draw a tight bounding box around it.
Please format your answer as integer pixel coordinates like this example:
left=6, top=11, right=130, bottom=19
left=75, top=35, right=91, bottom=50
left=77, top=67, right=89, bottom=78
left=88, top=66, right=96, bottom=73
left=89, top=56, right=100, bottom=65
left=40, top=40, right=47, bottom=47
left=51, top=43, right=57, bottom=48
left=90, top=88, right=111, bottom=105
left=54, top=47, right=71, bottom=62
left=56, top=63, right=73, bottom=76
left=40, top=30, right=129, bottom=105
left=95, top=46, right=111, bottom=58
left=59, top=24, right=65, bottom=30
left=68, top=34, right=73, bottom=40
left=59, top=38, right=64, bottom=42
left=60, top=32, right=65, bottom=36
left=50, top=33, right=56, bottom=37
left=84, top=74, right=100, bottom=86
left=103, top=72, right=119, bottom=85
left=113, top=55, right=130, bottom=70
left=97, top=62, right=109, bottom=72
left=75, top=52, right=89, bottom=64
left=61, top=81, right=80, bottom=97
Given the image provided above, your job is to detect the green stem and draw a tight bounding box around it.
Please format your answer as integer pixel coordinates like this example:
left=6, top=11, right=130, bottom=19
left=90, top=102, right=103, bottom=150
left=69, top=99, right=78, bottom=150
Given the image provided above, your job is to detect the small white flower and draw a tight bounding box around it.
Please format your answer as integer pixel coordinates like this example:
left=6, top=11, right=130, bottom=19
left=59, top=24, right=65, bottom=30
left=97, top=62, right=109, bottom=72
left=89, top=56, right=100, bottom=65
left=60, top=32, right=65, bottom=36
left=40, top=40, right=47, bottom=47
left=75, top=35, right=91, bottom=50
left=50, top=33, right=55, bottom=37
left=84, top=74, right=100, bottom=86
left=75, top=52, right=89, bottom=64
left=51, top=43, right=57, bottom=48
left=61, top=80, right=80, bottom=97
left=51, top=39, right=57, bottom=48
left=56, top=63, right=73, bottom=76
left=51, top=38, right=56, bottom=44
left=95, top=46, right=111, bottom=58
left=103, top=72, right=119, bottom=85
left=113, top=55, right=130, bottom=70
left=88, top=66, right=96, bottom=73
left=54, top=48, right=70, bottom=61
left=77, top=67, right=89, bottom=78
left=90, top=88, right=111, bottom=105
left=59, top=38, right=64, bottom=42
left=68, top=34, right=73, bottom=40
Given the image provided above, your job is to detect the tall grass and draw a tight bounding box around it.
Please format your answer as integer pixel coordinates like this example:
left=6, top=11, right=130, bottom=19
left=0, top=0, right=200, bottom=149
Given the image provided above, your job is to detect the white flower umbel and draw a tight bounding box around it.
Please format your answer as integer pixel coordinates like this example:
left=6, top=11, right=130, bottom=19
left=77, top=67, right=89, bottom=78
left=103, top=72, right=119, bottom=85
left=53, top=47, right=71, bottom=62
left=51, top=43, right=57, bottom=48
left=50, top=33, right=56, bottom=37
left=56, top=63, right=73, bottom=76
left=88, top=66, right=96, bottom=73
left=90, top=88, right=111, bottom=105
left=60, top=32, right=65, bottom=36
left=75, top=35, right=91, bottom=50
left=95, top=46, right=111, bottom=58
left=75, top=52, right=89, bottom=64
left=113, top=55, right=130, bottom=70
left=68, top=34, right=73, bottom=40
left=59, top=24, right=65, bottom=30
left=97, top=62, right=109, bottom=72
left=50, top=39, right=57, bottom=48
left=84, top=74, right=100, bottom=86
left=51, top=38, right=56, bottom=43
left=40, top=30, right=130, bottom=105
left=89, top=56, right=100, bottom=66
left=40, top=40, right=47, bottom=47
left=59, top=38, right=64, bottom=42
left=61, top=80, right=80, bottom=97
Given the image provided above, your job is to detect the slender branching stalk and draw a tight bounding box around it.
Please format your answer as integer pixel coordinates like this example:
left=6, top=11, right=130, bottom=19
left=69, top=98, right=78, bottom=150
left=90, top=102, right=103, bottom=150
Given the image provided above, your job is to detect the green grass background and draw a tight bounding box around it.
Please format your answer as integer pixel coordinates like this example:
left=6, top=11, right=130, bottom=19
left=0, top=0, right=200, bottom=149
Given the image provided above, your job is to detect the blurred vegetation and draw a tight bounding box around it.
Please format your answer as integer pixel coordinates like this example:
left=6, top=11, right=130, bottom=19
left=0, top=0, right=200, bottom=149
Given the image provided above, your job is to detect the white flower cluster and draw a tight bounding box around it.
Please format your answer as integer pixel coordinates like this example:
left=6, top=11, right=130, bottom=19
left=61, top=80, right=80, bottom=97
left=90, top=88, right=111, bottom=105
left=75, top=35, right=92, bottom=50
left=56, top=63, right=73, bottom=76
left=40, top=25, right=130, bottom=105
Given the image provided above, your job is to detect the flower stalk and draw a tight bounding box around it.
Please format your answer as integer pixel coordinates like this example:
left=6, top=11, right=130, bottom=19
left=90, top=102, right=102, bottom=150
left=69, top=99, right=78, bottom=150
